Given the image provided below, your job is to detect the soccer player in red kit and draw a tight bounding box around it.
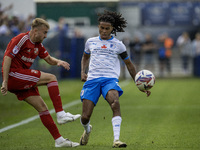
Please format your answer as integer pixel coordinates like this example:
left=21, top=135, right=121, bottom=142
left=1, top=18, right=80, bottom=147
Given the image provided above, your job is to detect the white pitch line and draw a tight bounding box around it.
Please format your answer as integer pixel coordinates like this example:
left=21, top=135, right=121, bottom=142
left=0, top=100, right=80, bottom=133
left=0, top=80, right=131, bottom=133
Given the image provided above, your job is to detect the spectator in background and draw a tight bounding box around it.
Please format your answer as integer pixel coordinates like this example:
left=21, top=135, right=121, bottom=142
left=163, top=33, right=174, bottom=75
left=10, top=16, right=21, bottom=36
left=176, top=32, right=192, bottom=75
left=192, top=32, right=200, bottom=76
left=129, top=36, right=143, bottom=71
left=142, top=33, right=157, bottom=72
left=192, top=32, right=200, bottom=56
left=157, top=33, right=174, bottom=77
left=0, top=16, right=11, bottom=36
left=55, top=17, right=68, bottom=54
left=0, top=3, right=12, bottom=36
left=54, top=17, right=69, bottom=78
left=0, top=3, right=34, bottom=37
left=157, top=33, right=166, bottom=77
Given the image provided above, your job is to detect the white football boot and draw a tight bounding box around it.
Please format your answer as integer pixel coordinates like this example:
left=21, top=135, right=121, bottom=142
left=80, top=125, right=92, bottom=145
left=57, top=112, right=81, bottom=124
left=55, top=138, right=79, bottom=147
left=112, top=140, right=127, bottom=148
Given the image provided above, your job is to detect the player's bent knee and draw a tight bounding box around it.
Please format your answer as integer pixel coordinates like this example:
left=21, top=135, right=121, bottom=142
left=48, top=74, right=57, bottom=82
left=39, top=72, right=58, bottom=85
left=44, top=73, right=57, bottom=83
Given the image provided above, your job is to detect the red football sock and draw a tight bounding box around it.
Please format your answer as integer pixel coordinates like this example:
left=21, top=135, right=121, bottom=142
left=47, top=81, right=63, bottom=113
left=39, top=110, right=61, bottom=140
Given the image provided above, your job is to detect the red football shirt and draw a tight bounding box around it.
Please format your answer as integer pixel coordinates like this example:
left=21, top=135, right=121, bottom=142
left=2, top=31, right=49, bottom=71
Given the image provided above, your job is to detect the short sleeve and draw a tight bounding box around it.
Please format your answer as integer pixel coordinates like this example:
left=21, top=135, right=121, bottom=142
left=118, top=41, right=126, bottom=54
left=38, top=43, right=49, bottom=59
left=4, top=38, right=21, bottom=59
left=84, top=39, right=90, bottom=54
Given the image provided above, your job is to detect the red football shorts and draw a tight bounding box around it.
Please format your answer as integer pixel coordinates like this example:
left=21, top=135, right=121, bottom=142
left=7, top=68, right=41, bottom=100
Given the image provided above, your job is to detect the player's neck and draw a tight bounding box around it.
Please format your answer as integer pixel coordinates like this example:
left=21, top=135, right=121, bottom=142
left=99, top=35, right=113, bottom=41
left=29, top=31, right=36, bottom=43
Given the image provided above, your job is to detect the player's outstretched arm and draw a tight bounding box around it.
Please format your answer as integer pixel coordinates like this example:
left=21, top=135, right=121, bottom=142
left=1, top=56, right=12, bottom=96
left=44, top=55, right=70, bottom=70
left=123, top=58, right=136, bottom=81
left=81, top=52, right=90, bottom=82
left=123, top=58, right=151, bottom=97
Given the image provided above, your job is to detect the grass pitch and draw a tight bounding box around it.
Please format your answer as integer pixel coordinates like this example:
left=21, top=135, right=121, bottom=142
left=0, top=78, right=200, bottom=150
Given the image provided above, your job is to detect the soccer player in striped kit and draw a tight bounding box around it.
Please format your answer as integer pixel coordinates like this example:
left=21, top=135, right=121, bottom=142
left=1, top=18, right=80, bottom=147
left=79, top=10, right=151, bottom=148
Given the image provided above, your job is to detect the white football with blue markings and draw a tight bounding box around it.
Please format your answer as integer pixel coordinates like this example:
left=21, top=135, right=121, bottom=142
left=135, top=70, right=155, bottom=91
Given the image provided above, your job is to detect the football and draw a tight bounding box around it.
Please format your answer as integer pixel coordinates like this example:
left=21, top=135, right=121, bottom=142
left=135, top=70, right=155, bottom=91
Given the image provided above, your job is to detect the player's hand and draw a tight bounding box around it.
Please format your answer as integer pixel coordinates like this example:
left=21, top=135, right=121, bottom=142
left=81, top=72, right=87, bottom=82
left=140, top=90, right=151, bottom=97
left=1, top=81, right=8, bottom=96
left=57, top=60, right=70, bottom=70
left=145, top=90, right=151, bottom=97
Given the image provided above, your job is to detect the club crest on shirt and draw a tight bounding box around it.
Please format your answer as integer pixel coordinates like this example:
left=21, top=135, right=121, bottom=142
left=12, top=45, right=20, bottom=54
left=34, top=48, right=39, bottom=55
left=110, top=44, right=116, bottom=49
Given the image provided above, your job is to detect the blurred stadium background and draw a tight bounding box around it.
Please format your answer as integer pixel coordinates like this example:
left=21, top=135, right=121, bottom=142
left=1, top=0, right=200, bottom=82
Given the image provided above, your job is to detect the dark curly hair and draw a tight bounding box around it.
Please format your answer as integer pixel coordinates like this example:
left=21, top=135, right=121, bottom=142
left=98, top=10, right=127, bottom=36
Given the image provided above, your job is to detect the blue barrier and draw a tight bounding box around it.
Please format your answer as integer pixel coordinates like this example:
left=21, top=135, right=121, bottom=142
left=193, top=56, right=200, bottom=77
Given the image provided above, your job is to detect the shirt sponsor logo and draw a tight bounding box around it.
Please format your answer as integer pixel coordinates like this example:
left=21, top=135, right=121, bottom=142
left=21, top=56, right=35, bottom=63
left=31, top=69, right=38, bottom=74
left=101, top=45, right=107, bottom=48
left=12, top=45, right=20, bottom=54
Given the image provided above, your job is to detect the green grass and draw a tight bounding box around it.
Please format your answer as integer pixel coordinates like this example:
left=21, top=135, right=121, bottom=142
left=0, top=78, right=200, bottom=150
